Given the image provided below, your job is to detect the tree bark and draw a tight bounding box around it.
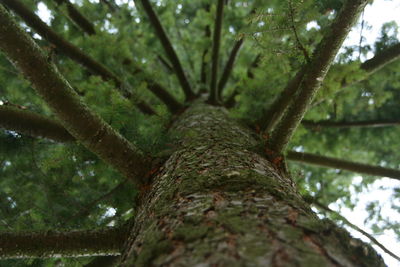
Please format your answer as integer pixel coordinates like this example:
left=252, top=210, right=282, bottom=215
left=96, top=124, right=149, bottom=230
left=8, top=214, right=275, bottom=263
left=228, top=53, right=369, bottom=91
left=118, top=102, right=385, bottom=266
left=287, top=151, right=400, bottom=180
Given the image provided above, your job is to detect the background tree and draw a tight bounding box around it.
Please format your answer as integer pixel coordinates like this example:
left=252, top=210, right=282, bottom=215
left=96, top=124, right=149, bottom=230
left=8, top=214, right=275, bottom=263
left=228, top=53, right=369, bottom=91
left=0, top=0, right=399, bottom=266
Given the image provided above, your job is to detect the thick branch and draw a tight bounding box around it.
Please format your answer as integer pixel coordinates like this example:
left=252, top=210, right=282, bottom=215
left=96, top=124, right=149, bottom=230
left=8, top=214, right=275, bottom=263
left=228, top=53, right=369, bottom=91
left=0, top=5, right=151, bottom=185
left=287, top=151, right=400, bottom=180
left=302, top=119, right=400, bottom=129
left=0, top=227, right=126, bottom=259
left=52, top=0, right=96, bottom=35
left=361, top=42, right=400, bottom=74
left=269, top=0, right=368, bottom=153
left=208, top=0, right=225, bottom=104
left=313, top=201, right=400, bottom=262
left=218, top=38, right=244, bottom=98
left=2, top=0, right=155, bottom=115
left=0, top=105, right=74, bottom=142
left=138, top=0, right=194, bottom=100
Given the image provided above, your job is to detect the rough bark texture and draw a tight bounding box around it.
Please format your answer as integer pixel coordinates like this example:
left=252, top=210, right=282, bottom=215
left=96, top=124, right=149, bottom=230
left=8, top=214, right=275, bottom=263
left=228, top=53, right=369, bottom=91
left=119, top=102, right=385, bottom=266
left=0, top=227, right=126, bottom=259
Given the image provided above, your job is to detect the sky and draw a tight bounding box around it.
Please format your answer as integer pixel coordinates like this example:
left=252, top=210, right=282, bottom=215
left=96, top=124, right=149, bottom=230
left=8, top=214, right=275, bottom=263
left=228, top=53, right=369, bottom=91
left=333, top=1, right=400, bottom=266
left=32, top=0, right=400, bottom=266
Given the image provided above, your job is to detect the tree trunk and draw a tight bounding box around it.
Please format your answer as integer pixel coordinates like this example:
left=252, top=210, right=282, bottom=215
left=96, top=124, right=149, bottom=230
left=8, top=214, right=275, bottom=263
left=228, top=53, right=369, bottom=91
left=119, top=102, right=385, bottom=266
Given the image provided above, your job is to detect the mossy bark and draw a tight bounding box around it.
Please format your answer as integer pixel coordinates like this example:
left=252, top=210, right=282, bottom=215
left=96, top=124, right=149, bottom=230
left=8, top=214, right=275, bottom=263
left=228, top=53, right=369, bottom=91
left=119, top=102, right=385, bottom=266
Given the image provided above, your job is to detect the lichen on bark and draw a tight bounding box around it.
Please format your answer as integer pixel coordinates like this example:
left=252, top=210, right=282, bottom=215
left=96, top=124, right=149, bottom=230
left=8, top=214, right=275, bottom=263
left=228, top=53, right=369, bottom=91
left=119, top=102, right=385, bottom=266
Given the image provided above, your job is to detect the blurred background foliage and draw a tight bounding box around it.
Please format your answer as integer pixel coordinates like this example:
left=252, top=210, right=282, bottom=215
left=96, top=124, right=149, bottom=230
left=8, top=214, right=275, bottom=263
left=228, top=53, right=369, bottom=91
left=0, top=0, right=399, bottom=265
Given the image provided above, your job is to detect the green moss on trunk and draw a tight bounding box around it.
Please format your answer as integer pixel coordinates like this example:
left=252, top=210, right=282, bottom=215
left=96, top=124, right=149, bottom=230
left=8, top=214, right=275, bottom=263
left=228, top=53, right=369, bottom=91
left=119, top=102, right=384, bottom=266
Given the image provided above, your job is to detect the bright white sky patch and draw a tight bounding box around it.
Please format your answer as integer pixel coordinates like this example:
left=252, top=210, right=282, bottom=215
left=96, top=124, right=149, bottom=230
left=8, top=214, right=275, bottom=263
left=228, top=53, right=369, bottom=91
left=342, top=0, right=400, bottom=60
left=36, top=2, right=52, bottom=25
left=336, top=1, right=400, bottom=265
left=331, top=177, right=400, bottom=267
left=115, top=0, right=135, bottom=8
left=306, top=21, right=320, bottom=31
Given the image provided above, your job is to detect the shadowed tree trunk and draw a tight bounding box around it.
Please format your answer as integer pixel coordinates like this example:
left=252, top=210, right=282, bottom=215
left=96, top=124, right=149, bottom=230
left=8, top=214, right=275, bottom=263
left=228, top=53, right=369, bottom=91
left=118, top=102, right=384, bottom=266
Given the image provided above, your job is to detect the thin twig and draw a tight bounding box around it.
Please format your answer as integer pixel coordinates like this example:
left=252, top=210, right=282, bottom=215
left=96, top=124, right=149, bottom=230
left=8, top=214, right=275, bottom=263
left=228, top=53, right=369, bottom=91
left=313, top=201, right=400, bottom=262
left=287, top=0, right=310, bottom=62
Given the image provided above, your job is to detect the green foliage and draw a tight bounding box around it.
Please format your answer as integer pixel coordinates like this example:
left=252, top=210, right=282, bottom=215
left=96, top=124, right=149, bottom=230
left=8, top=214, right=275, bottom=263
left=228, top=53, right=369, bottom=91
left=0, top=0, right=399, bottom=265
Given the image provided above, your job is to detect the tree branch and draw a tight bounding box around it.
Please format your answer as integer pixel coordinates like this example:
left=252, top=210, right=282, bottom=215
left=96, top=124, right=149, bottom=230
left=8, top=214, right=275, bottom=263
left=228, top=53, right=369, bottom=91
left=269, top=0, right=369, bottom=154
left=302, top=119, right=400, bottom=129
left=137, top=0, right=194, bottom=100
left=0, top=5, right=151, bottom=185
left=313, top=200, right=400, bottom=262
left=130, top=67, right=183, bottom=114
left=0, top=227, right=126, bottom=259
left=52, top=0, right=96, bottom=35
left=247, top=54, right=261, bottom=79
left=200, top=21, right=211, bottom=85
left=70, top=179, right=128, bottom=221
left=208, top=0, right=225, bottom=104
left=256, top=66, right=306, bottom=132
left=313, top=42, right=400, bottom=108
left=361, top=42, right=400, bottom=74
left=287, top=151, right=400, bottom=180
left=157, top=54, right=173, bottom=73
left=0, top=104, right=75, bottom=142
left=99, top=0, right=118, bottom=13
left=218, top=38, right=244, bottom=99
left=1, top=0, right=155, bottom=115
left=223, top=53, right=262, bottom=109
